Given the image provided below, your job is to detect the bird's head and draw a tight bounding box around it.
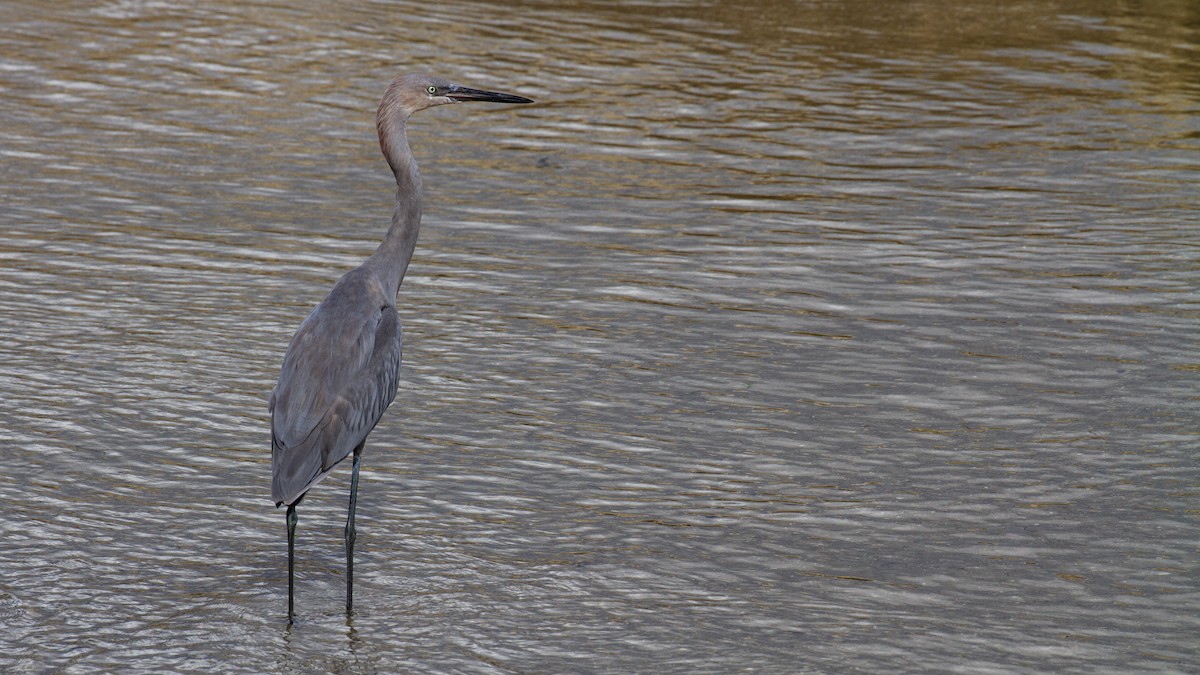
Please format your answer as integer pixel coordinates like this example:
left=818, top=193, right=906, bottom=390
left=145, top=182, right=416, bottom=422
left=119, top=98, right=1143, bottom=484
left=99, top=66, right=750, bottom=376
left=378, top=73, right=533, bottom=121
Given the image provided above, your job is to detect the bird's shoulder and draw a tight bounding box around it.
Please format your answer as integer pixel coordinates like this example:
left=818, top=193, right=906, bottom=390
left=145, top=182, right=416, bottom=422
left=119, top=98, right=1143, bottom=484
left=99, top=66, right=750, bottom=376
left=291, top=268, right=398, bottom=344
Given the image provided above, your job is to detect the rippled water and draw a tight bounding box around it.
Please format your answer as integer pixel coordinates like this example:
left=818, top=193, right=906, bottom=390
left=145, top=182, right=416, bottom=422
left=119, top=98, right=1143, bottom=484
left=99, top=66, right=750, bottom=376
left=1, top=0, right=1197, bottom=672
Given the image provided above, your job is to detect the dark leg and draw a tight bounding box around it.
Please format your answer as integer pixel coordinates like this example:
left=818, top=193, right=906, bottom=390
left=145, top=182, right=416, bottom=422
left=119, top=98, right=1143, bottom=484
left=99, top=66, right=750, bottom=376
left=345, top=445, right=363, bottom=614
left=286, top=501, right=298, bottom=623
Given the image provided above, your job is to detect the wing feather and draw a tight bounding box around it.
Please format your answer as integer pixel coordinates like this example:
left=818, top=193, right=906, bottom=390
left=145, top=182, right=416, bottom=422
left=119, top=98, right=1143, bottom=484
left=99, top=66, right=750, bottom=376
left=270, top=269, right=403, bottom=505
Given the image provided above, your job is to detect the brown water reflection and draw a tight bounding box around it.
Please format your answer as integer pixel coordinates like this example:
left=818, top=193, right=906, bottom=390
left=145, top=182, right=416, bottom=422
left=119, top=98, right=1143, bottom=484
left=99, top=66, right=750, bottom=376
left=0, top=0, right=1197, bottom=672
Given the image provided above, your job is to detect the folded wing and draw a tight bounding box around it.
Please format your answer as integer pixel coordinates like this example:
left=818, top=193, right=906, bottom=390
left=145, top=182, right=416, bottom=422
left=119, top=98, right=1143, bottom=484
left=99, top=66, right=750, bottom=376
left=269, top=269, right=403, bottom=506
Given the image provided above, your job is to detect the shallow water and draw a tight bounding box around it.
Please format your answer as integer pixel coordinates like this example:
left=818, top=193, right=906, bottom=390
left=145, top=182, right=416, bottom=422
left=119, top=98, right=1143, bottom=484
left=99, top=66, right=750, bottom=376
left=1, top=0, right=1198, bottom=672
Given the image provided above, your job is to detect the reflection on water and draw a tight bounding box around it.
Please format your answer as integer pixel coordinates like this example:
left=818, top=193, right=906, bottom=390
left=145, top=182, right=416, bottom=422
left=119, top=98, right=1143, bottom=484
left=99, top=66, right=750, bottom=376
left=1, top=0, right=1197, bottom=671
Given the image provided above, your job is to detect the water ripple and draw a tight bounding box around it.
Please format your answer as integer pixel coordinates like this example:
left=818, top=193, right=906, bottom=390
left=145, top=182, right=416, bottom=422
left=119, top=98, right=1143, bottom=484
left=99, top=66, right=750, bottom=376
left=1, top=0, right=1198, bottom=672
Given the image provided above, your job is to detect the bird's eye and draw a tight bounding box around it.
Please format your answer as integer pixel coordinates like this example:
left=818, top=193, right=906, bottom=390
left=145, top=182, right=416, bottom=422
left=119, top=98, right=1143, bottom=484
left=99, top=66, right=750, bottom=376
left=427, top=85, right=438, bottom=95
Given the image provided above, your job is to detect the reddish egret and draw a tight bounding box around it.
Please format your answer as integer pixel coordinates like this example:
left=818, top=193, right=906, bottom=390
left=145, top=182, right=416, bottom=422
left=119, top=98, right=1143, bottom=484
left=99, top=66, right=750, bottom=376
left=269, top=73, right=532, bottom=622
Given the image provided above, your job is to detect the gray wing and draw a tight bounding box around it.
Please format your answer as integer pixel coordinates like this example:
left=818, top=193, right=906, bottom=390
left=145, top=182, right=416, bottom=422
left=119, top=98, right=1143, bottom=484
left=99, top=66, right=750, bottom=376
left=270, top=269, right=403, bottom=505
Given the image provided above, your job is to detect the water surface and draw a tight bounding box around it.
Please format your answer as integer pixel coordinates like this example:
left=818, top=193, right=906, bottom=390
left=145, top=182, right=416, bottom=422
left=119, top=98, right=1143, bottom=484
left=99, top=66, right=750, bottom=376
left=1, top=0, right=1197, bottom=672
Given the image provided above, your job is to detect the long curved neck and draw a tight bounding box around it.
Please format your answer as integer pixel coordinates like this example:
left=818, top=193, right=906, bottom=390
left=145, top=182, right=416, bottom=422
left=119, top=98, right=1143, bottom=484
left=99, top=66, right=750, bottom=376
left=365, top=116, right=422, bottom=300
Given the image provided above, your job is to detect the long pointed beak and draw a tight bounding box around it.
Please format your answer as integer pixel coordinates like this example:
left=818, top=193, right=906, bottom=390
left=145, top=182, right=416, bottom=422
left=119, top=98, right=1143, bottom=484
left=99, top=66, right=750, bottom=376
left=447, top=85, right=533, bottom=104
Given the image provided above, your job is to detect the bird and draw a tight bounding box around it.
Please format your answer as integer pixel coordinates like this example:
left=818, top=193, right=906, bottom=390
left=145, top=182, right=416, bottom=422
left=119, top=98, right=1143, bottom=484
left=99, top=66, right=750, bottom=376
left=269, top=73, right=533, bottom=623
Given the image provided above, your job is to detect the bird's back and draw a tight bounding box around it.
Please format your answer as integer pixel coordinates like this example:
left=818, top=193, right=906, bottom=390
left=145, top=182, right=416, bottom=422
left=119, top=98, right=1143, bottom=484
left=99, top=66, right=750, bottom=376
left=270, top=266, right=403, bottom=506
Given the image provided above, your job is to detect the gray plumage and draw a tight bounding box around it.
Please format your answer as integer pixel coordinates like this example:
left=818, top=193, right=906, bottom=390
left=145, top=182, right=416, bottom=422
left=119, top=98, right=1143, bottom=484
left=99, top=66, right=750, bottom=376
left=269, top=270, right=403, bottom=506
left=268, top=73, right=532, bottom=622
